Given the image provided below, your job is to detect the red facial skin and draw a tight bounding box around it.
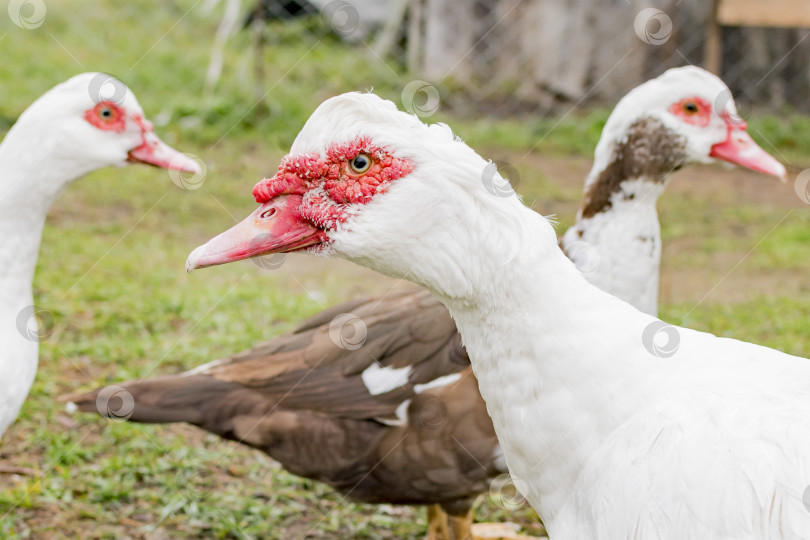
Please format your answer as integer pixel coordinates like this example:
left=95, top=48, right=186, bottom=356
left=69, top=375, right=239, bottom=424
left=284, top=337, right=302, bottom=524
left=132, top=114, right=155, bottom=137
left=668, top=97, right=712, bottom=127
left=186, top=136, right=415, bottom=270
left=253, top=135, right=415, bottom=229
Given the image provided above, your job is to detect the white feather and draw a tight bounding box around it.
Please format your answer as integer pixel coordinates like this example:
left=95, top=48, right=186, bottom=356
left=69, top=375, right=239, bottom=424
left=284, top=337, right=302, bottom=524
left=413, top=373, right=462, bottom=394
left=360, top=362, right=412, bottom=395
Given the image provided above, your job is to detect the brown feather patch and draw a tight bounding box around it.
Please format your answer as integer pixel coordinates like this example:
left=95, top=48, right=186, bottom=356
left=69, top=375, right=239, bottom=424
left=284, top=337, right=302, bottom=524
left=580, top=117, right=687, bottom=219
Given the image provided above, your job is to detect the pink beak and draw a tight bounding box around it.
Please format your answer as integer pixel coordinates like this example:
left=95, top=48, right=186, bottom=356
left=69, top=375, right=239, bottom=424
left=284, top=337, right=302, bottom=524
left=186, top=194, right=326, bottom=271
left=709, top=124, right=786, bottom=181
left=127, top=131, right=201, bottom=173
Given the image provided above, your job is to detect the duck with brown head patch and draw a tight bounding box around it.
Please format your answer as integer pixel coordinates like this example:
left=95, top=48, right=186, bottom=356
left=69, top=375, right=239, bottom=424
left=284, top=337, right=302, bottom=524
left=561, top=66, right=785, bottom=315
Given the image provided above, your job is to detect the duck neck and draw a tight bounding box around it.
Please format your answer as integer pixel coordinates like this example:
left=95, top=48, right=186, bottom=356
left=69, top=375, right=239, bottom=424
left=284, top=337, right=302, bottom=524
left=0, top=122, right=79, bottom=437
left=561, top=117, right=687, bottom=315
left=0, top=129, right=69, bottom=300
left=415, top=192, right=659, bottom=529
left=0, top=196, right=43, bottom=436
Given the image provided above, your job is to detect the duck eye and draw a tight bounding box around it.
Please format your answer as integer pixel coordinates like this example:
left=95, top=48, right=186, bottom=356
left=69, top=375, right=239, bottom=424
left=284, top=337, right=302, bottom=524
left=94, top=102, right=119, bottom=123
left=682, top=101, right=699, bottom=114
left=85, top=101, right=125, bottom=131
left=349, top=153, right=372, bottom=174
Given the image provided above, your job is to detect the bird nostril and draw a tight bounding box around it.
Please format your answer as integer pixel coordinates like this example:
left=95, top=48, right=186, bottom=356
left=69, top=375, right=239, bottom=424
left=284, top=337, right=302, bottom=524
left=260, top=208, right=277, bottom=220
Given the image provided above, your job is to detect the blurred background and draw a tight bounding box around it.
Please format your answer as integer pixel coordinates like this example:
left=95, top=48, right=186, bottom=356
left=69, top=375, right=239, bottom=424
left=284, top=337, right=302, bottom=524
left=1, top=0, right=809, bottom=538
left=5, top=0, right=810, bottom=154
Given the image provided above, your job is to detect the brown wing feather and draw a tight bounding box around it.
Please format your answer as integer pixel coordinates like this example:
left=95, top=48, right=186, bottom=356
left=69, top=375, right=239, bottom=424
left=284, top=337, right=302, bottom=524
left=194, top=287, right=468, bottom=420
left=65, top=287, right=500, bottom=511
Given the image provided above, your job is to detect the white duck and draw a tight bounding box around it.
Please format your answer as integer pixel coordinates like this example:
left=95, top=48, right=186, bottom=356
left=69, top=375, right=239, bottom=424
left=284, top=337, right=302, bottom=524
left=0, top=72, right=199, bottom=440
left=188, top=91, right=810, bottom=538
left=560, top=66, right=785, bottom=314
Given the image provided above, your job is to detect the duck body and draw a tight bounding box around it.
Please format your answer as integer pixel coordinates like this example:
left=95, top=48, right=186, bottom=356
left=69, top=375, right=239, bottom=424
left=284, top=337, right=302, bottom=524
left=66, top=112, right=673, bottom=528
left=444, top=211, right=810, bottom=539
left=237, top=367, right=500, bottom=511
left=557, top=369, right=809, bottom=539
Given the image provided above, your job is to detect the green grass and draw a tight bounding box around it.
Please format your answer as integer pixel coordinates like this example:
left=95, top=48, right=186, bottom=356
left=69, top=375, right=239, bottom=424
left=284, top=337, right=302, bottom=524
left=663, top=297, right=810, bottom=358
left=1, top=1, right=810, bottom=538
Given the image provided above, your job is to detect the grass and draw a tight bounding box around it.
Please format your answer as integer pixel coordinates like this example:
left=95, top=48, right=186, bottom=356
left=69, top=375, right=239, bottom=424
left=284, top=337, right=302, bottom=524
left=1, top=1, right=809, bottom=538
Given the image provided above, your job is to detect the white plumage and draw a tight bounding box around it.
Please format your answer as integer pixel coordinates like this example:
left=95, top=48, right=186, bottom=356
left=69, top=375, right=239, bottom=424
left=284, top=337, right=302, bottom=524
left=0, top=73, right=198, bottom=439
left=194, top=88, right=809, bottom=538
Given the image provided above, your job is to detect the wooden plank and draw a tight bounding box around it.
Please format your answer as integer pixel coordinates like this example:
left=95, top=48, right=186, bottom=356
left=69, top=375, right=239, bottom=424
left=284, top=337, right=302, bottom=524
left=717, top=0, right=810, bottom=28
left=705, top=0, right=722, bottom=74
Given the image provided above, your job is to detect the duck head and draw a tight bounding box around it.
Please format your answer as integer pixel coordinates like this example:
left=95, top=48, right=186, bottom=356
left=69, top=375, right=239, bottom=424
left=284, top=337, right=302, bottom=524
left=3, top=72, right=199, bottom=190
left=589, top=66, right=785, bottom=185
left=186, top=92, right=517, bottom=286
